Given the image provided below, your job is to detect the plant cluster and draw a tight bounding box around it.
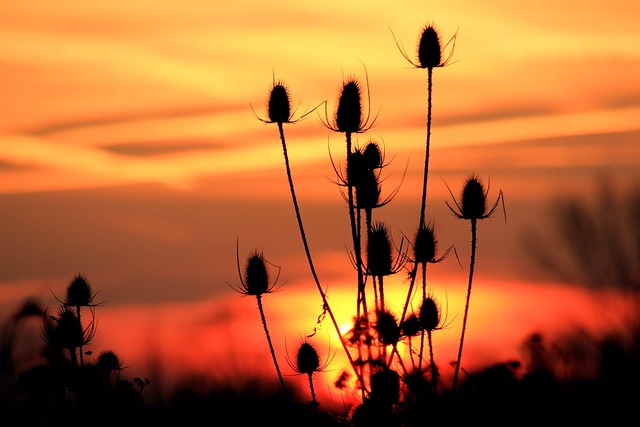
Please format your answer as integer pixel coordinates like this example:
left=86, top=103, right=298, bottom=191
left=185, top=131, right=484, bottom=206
left=236, top=23, right=508, bottom=425
left=0, top=273, right=150, bottom=425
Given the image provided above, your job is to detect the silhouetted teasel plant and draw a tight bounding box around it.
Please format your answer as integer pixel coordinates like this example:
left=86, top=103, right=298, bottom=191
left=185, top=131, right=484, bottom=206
left=392, top=23, right=457, bottom=230
left=229, top=245, right=287, bottom=394
left=445, top=174, right=506, bottom=391
left=254, top=77, right=359, bottom=381
left=51, top=272, right=102, bottom=368
left=286, top=338, right=334, bottom=410
left=321, top=74, right=380, bottom=325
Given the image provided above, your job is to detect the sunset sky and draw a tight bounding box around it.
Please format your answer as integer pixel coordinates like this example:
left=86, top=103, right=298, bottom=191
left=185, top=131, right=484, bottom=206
left=1, top=0, right=640, bottom=409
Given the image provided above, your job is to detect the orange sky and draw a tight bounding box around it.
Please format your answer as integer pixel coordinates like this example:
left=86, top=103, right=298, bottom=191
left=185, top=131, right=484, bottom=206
left=1, top=0, right=640, bottom=411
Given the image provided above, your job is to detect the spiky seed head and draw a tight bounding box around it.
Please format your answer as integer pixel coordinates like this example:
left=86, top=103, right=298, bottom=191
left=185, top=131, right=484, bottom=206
left=461, top=176, right=487, bottom=220
left=335, top=80, right=362, bottom=133
left=375, top=310, right=400, bottom=346
left=419, top=297, right=440, bottom=332
left=66, top=273, right=93, bottom=307
left=244, top=251, right=269, bottom=296
left=96, top=350, right=122, bottom=372
left=296, top=342, right=320, bottom=375
left=367, top=222, right=393, bottom=277
left=413, top=226, right=437, bottom=264
left=363, top=140, right=382, bottom=169
left=418, top=25, right=442, bottom=69
left=268, top=82, right=291, bottom=124
left=355, top=169, right=381, bottom=211
left=402, top=314, right=421, bottom=337
left=370, top=369, right=400, bottom=404
left=346, top=149, right=367, bottom=187
left=54, top=306, right=84, bottom=349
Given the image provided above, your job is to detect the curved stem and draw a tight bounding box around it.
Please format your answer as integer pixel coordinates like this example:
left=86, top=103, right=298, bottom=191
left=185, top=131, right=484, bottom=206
left=452, top=218, right=477, bottom=392
left=277, top=122, right=359, bottom=378
left=256, top=295, right=286, bottom=394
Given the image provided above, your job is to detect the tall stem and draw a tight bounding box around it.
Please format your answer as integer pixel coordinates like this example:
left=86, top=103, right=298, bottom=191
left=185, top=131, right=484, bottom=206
left=418, top=67, right=434, bottom=230
left=277, top=122, right=359, bottom=377
left=452, top=218, right=477, bottom=392
left=256, top=295, right=286, bottom=393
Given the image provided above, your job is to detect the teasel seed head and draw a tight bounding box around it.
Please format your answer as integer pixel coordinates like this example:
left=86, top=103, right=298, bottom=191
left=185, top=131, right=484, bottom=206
left=363, top=140, right=383, bottom=170
left=367, top=221, right=393, bottom=277
left=418, top=25, right=442, bottom=69
left=419, top=296, right=440, bottom=332
left=401, top=313, right=421, bottom=337
left=96, top=349, right=123, bottom=372
left=346, top=148, right=367, bottom=187
left=268, top=82, right=291, bottom=124
left=65, top=272, right=94, bottom=307
left=296, top=341, right=320, bottom=375
left=446, top=174, right=505, bottom=222
left=244, top=250, right=270, bottom=296
left=356, top=169, right=381, bottom=211
left=413, top=225, right=437, bottom=264
left=461, top=175, right=487, bottom=220
left=375, top=310, right=401, bottom=346
left=335, top=79, right=363, bottom=133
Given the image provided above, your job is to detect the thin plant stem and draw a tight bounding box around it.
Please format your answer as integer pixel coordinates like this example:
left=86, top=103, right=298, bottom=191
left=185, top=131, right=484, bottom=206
left=277, top=122, right=359, bottom=378
left=256, top=294, right=286, bottom=394
left=307, top=373, right=318, bottom=410
left=452, top=218, right=477, bottom=391
left=418, top=67, right=434, bottom=230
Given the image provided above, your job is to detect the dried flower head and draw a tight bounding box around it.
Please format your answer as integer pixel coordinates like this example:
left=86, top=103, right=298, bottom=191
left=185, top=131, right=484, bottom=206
left=230, top=246, right=281, bottom=297
left=252, top=75, right=320, bottom=125
left=366, top=222, right=407, bottom=278
left=401, top=313, right=421, bottom=338
left=96, top=349, right=124, bottom=372
left=392, top=23, right=457, bottom=69
left=322, top=71, right=378, bottom=133
left=419, top=296, right=440, bottom=332
left=65, top=273, right=97, bottom=307
left=363, top=140, right=383, bottom=170
left=296, top=341, right=320, bottom=375
left=445, top=174, right=505, bottom=221
left=336, top=79, right=362, bottom=133
left=267, top=82, right=292, bottom=124
left=43, top=305, right=96, bottom=359
left=375, top=309, right=401, bottom=346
